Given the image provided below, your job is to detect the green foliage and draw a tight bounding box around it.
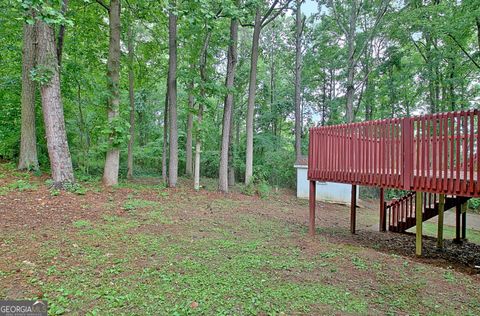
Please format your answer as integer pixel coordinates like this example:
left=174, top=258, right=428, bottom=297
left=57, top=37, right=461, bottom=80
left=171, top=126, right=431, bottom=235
left=257, top=181, right=271, bottom=199
left=420, top=222, right=480, bottom=245
left=64, top=182, right=87, bottom=195
left=30, top=64, right=55, bottom=86
left=1, top=0, right=479, bottom=192
left=33, top=169, right=42, bottom=177
left=469, top=199, right=480, bottom=211
left=101, top=116, right=131, bottom=149
left=45, top=178, right=86, bottom=194
left=242, top=180, right=256, bottom=196
left=3, top=184, right=475, bottom=315
left=443, top=269, right=456, bottom=283
left=122, top=199, right=159, bottom=212
left=241, top=176, right=272, bottom=199
left=0, top=179, right=37, bottom=195
left=385, top=189, right=410, bottom=200
left=18, top=0, right=73, bottom=26
left=73, top=219, right=92, bottom=229
left=9, top=179, right=37, bottom=191
left=352, top=257, right=368, bottom=270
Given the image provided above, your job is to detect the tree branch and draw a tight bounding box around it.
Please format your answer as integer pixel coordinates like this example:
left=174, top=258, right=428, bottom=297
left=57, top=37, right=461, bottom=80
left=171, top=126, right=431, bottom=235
left=300, top=14, right=306, bottom=35
left=329, top=0, right=348, bottom=36
left=411, top=38, right=428, bottom=63
left=447, top=33, right=480, bottom=70
left=261, top=0, right=280, bottom=25
left=239, top=20, right=254, bottom=27
left=214, top=8, right=223, bottom=18
left=261, top=0, right=292, bottom=29
left=57, top=0, right=69, bottom=66
left=353, top=0, right=390, bottom=64
left=95, top=0, right=110, bottom=12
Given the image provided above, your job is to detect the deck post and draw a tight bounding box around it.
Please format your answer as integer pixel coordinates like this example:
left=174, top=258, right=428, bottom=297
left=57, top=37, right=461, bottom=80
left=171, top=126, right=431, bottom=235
left=461, top=202, right=467, bottom=240
left=437, top=194, right=445, bottom=249
left=350, top=185, right=357, bottom=234
left=309, top=180, right=316, bottom=236
left=379, top=188, right=386, bottom=232
left=454, top=203, right=461, bottom=243
left=415, top=191, right=423, bottom=256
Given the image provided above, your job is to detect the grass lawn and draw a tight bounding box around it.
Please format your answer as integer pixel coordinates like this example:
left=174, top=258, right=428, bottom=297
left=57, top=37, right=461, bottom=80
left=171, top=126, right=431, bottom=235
left=420, top=222, right=480, bottom=244
left=1, top=163, right=480, bottom=315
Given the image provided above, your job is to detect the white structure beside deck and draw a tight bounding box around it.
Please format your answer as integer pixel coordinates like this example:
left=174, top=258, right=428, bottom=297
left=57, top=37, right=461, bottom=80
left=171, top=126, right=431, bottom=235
left=294, top=157, right=357, bottom=204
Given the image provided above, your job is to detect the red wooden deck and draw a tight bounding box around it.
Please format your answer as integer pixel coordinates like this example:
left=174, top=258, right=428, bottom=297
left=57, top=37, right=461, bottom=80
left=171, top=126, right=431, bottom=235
left=308, top=110, right=480, bottom=198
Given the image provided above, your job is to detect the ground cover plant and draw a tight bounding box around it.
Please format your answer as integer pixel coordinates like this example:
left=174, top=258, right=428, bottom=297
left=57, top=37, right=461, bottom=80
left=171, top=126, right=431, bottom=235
left=1, top=164, right=480, bottom=315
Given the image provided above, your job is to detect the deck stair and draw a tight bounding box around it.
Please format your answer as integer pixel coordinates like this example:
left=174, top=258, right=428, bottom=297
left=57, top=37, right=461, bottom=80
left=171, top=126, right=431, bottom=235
left=386, top=192, right=470, bottom=233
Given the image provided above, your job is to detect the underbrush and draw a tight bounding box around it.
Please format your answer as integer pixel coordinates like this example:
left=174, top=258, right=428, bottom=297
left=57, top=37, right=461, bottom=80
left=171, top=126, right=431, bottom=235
left=242, top=177, right=273, bottom=199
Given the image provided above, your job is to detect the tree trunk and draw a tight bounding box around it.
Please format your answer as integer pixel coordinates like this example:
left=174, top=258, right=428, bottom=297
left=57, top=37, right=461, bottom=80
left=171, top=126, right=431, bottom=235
left=363, top=46, right=372, bottom=121
left=127, top=22, right=135, bottom=179
left=449, top=58, right=456, bottom=111
left=228, top=106, right=235, bottom=186
left=102, top=0, right=121, bottom=186
left=345, top=63, right=355, bottom=122
left=245, top=8, right=262, bottom=185
left=185, top=79, right=194, bottom=177
left=193, top=128, right=202, bottom=190
left=294, top=0, right=303, bottom=160
left=330, top=67, right=335, bottom=99
left=194, top=31, right=212, bottom=191
left=36, top=20, right=74, bottom=186
left=56, top=0, right=69, bottom=67
left=162, top=76, right=169, bottom=183
left=232, top=107, right=240, bottom=185
left=321, top=76, right=326, bottom=126
left=18, top=14, right=38, bottom=171
left=425, top=33, right=437, bottom=114
left=388, top=67, right=395, bottom=118
left=345, top=1, right=357, bottom=123
left=168, top=1, right=178, bottom=188
left=219, top=8, right=239, bottom=192
left=270, top=24, right=276, bottom=135
left=477, top=17, right=480, bottom=52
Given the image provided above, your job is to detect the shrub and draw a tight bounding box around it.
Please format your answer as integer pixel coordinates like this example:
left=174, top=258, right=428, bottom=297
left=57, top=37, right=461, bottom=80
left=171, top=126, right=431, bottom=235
left=64, top=182, right=87, bottom=195
left=257, top=180, right=271, bottom=199
left=242, top=181, right=257, bottom=196
left=469, top=198, right=480, bottom=211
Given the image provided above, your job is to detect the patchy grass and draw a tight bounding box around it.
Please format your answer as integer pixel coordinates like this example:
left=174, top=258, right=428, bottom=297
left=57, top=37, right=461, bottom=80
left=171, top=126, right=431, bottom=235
left=0, top=179, right=37, bottom=195
left=122, top=198, right=159, bottom=212
left=29, top=215, right=370, bottom=315
left=0, top=165, right=480, bottom=315
left=420, top=222, right=480, bottom=244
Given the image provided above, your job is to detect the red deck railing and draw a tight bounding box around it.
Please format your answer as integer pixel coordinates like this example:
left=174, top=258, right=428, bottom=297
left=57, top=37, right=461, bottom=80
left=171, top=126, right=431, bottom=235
left=308, top=110, right=480, bottom=197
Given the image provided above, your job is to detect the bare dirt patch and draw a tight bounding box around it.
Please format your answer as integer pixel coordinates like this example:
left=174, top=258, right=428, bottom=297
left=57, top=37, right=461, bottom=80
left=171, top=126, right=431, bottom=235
left=1, top=167, right=480, bottom=314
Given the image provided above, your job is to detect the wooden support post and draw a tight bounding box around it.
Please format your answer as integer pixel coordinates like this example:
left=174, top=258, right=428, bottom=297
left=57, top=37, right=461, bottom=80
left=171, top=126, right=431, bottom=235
left=461, top=202, right=467, bottom=240
left=379, top=188, right=386, bottom=232
left=309, top=180, right=316, bottom=236
left=454, top=203, right=461, bottom=243
left=351, top=185, right=357, bottom=234
left=415, top=191, right=423, bottom=256
left=437, top=194, right=445, bottom=249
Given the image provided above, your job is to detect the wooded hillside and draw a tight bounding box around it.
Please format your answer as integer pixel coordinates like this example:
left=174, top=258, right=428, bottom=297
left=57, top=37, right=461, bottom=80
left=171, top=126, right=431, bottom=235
left=1, top=0, right=479, bottom=190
